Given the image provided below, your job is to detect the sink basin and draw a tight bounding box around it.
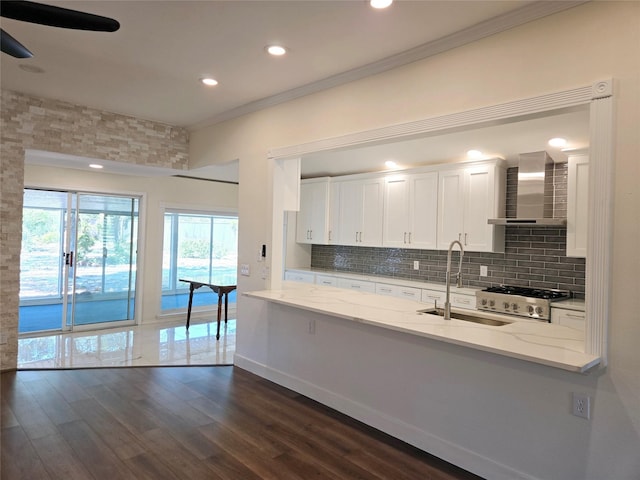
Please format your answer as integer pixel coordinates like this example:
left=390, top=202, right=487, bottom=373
left=417, top=307, right=511, bottom=326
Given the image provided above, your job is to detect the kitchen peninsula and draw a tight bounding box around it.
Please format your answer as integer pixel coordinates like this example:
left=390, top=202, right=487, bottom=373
left=244, top=281, right=599, bottom=373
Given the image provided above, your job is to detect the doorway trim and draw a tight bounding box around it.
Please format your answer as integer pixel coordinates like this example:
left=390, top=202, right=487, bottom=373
left=268, top=79, right=614, bottom=363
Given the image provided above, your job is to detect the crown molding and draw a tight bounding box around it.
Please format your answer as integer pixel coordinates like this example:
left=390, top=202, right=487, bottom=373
left=190, top=1, right=587, bottom=131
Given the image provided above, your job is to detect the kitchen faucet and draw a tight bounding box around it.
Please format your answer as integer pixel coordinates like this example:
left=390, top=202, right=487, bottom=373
left=444, top=239, right=465, bottom=320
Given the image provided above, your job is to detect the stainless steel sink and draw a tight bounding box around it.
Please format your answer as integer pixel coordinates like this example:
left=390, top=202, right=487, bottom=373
left=417, top=307, right=511, bottom=326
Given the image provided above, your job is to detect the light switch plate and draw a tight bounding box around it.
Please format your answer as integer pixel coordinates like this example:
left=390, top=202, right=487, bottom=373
left=240, top=264, right=250, bottom=276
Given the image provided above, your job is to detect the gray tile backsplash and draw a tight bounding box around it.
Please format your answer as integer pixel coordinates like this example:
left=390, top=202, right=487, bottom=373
left=310, top=164, right=585, bottom=298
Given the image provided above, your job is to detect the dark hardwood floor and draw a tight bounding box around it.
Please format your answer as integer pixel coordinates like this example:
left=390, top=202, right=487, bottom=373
left=1, top=366, right=483, bottom=480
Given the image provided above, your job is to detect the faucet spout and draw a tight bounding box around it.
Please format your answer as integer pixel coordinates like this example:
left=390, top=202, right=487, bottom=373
left=444, top=239, right=465, bottom=320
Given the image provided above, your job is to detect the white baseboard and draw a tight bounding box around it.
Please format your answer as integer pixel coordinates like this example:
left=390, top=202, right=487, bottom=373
left=234, top=354, right=538, bottom=480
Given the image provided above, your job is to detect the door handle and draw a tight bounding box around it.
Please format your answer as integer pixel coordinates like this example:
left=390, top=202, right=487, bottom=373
left=65, top=251, right=74, bottom=267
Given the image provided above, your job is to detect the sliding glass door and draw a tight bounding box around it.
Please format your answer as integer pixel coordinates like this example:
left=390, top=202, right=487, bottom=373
left=19, top=189, right=140, bottom=333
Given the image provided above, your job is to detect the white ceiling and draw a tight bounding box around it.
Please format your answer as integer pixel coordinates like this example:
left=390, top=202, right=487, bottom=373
left=2, top=1, right=588, bottom=182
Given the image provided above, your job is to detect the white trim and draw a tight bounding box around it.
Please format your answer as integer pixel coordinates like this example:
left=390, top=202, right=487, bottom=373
left=192, top=1, right=587, bottom=130
left=235, top=354, right=539, bottom=480
left=268, top=79, right=613, bottom=364
left=585, top=92, right=614, bottom=364
left=269, top=85, right=594, bottom=160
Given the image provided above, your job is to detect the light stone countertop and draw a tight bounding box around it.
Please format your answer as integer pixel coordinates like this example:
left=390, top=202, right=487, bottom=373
left=245, top=281, right=600, bottom=373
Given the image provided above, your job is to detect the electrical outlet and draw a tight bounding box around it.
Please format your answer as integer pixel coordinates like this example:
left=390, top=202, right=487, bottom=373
left=413, top=261, right=419, bottom=270
left=572, top=392, right=591, bottom=419
left=308, top=319, right=316, bottom=335
left=240, top=264, right=250, bottom=276
left=480, top=265, right=488, bottom=277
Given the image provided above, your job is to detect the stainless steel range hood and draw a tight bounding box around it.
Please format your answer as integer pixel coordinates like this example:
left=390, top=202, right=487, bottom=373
left=488, top=151, right=567, bottom=226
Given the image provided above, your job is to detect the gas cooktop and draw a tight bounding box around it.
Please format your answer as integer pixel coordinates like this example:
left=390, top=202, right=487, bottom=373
left=476, top=285, right=571, bottom=321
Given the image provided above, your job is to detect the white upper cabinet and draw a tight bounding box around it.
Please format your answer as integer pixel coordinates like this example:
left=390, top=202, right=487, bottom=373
left=328, top=181, right=340, bottom=244
left=336, top=177, right=384, bottom=246
left=383, top=172, right=438, bottom=249
left=295, top=178, right=330, bottom=244
left=566, top=153, right=589, bottom=258
left=437, top=161, right=505, bottom=252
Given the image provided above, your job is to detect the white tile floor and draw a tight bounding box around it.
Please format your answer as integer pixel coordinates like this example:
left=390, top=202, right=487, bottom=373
left=17, top=318, right=235, bottom=369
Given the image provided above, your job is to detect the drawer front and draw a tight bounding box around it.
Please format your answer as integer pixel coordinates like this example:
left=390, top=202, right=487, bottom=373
left=375, top=284, right=396, bottom=297
left=551, top=309, right=585, bottom=331
left=316, top=275, right=337, bottom=287
left=284, top=271, right=315, bottom=283
left=451, top=294, right=475, bottom=310
left=376, top=284, right=421, bottom=300
left=422, top=289, right=446, bottom=306
left=397, top=286, right=421, bottom=300
left=337, top=278, right=376, bottom=293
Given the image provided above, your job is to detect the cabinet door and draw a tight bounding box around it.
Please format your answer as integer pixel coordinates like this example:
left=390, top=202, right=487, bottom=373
left=337, top=180, right=363, bottom=245
left=437, top=169, right=465, bottom=249
left=296, top=180, right=329, bottom=244
left=360, top=178, right=384, bottom=246
left=463, top=167, right=493, bottom=251
left=328, top=181, right=340, bottom=244
left=295, top=182, right=314, bottom=243
left=409, top=172, right=438, bottom=249
left=383, top=176, right=410, bottom=247
left=567, top=154, right=589, bottom=257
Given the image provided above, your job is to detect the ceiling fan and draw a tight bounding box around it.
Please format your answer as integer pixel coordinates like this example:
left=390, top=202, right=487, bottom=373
left=1, top=0, right=119, bottom=58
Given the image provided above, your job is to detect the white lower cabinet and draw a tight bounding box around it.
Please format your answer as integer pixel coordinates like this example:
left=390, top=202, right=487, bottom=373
left=375, top=283, right=421, bottom=301
left=337, top=278, right=376, bottom=293
left=551, top=308, right=585, bottom=331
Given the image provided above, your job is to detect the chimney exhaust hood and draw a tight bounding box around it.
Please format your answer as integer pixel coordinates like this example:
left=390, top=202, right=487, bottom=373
left=488, top=151, right=567, bottom=226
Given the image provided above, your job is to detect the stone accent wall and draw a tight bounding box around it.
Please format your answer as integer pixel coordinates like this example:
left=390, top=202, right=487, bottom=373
left=311, top=163, right=586, bottom=298
left=0, top=90, right=190, bottom=371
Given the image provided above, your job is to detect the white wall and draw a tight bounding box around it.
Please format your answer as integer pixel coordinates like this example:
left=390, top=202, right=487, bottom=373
left=24, top=164, right=238, bottom=324
left=189, top=3, right=640, bottom=479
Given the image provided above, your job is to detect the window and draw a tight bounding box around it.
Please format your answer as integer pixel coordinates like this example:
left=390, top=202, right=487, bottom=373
left=161, top=210, right=238, bottom=311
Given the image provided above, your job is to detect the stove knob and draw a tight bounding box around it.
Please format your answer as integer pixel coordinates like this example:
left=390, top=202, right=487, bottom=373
left=528, top=305, right=535, bottom=314
left=481, top=299, right=488, bottom=306
left=489, top=300, right=495, bottom=307
left=503, top=302, right=510, bottom=309
left=512, top=303, right=519, bottom=310
left=535, top=306, right=543, bottom=315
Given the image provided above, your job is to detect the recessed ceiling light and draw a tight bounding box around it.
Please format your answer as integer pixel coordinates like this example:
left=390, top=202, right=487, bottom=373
left=89, top=164, right=103, bottom=169
left=548, top=137, right=568, bottom=147
left=370, top=0, right=393, bottom=9
left=385, top=160, right=398, bottom=168
left=200, top=77, right=218, bottom=86
left=266, top=45, right=287, bottom=56
left=467, top=149, right=483, bottom=159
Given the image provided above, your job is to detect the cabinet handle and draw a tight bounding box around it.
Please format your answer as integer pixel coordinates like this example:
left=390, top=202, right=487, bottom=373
left=355, top=232, right=359, bottom=243
left=309, top=229, right=313, bottom=240
left=458, top=233, right=462, bottom=242
left=565, top=313, right=585, bottom=319
left=328, top=230, right=332, bottom=242
left=408, top=232, right=412, bottom=244
left=404, top=232, right=407, bottom=244
left=464, top=233, right=468, bottom=245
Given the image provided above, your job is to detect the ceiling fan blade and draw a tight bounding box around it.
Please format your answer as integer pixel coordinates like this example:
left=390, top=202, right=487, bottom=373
left=1, top=29, right=33, bottom=58
left=1, top=1, right=120, bottom=32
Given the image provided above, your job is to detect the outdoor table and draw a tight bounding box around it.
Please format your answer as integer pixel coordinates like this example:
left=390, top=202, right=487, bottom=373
left=179, top=279, right=237, bottom=340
